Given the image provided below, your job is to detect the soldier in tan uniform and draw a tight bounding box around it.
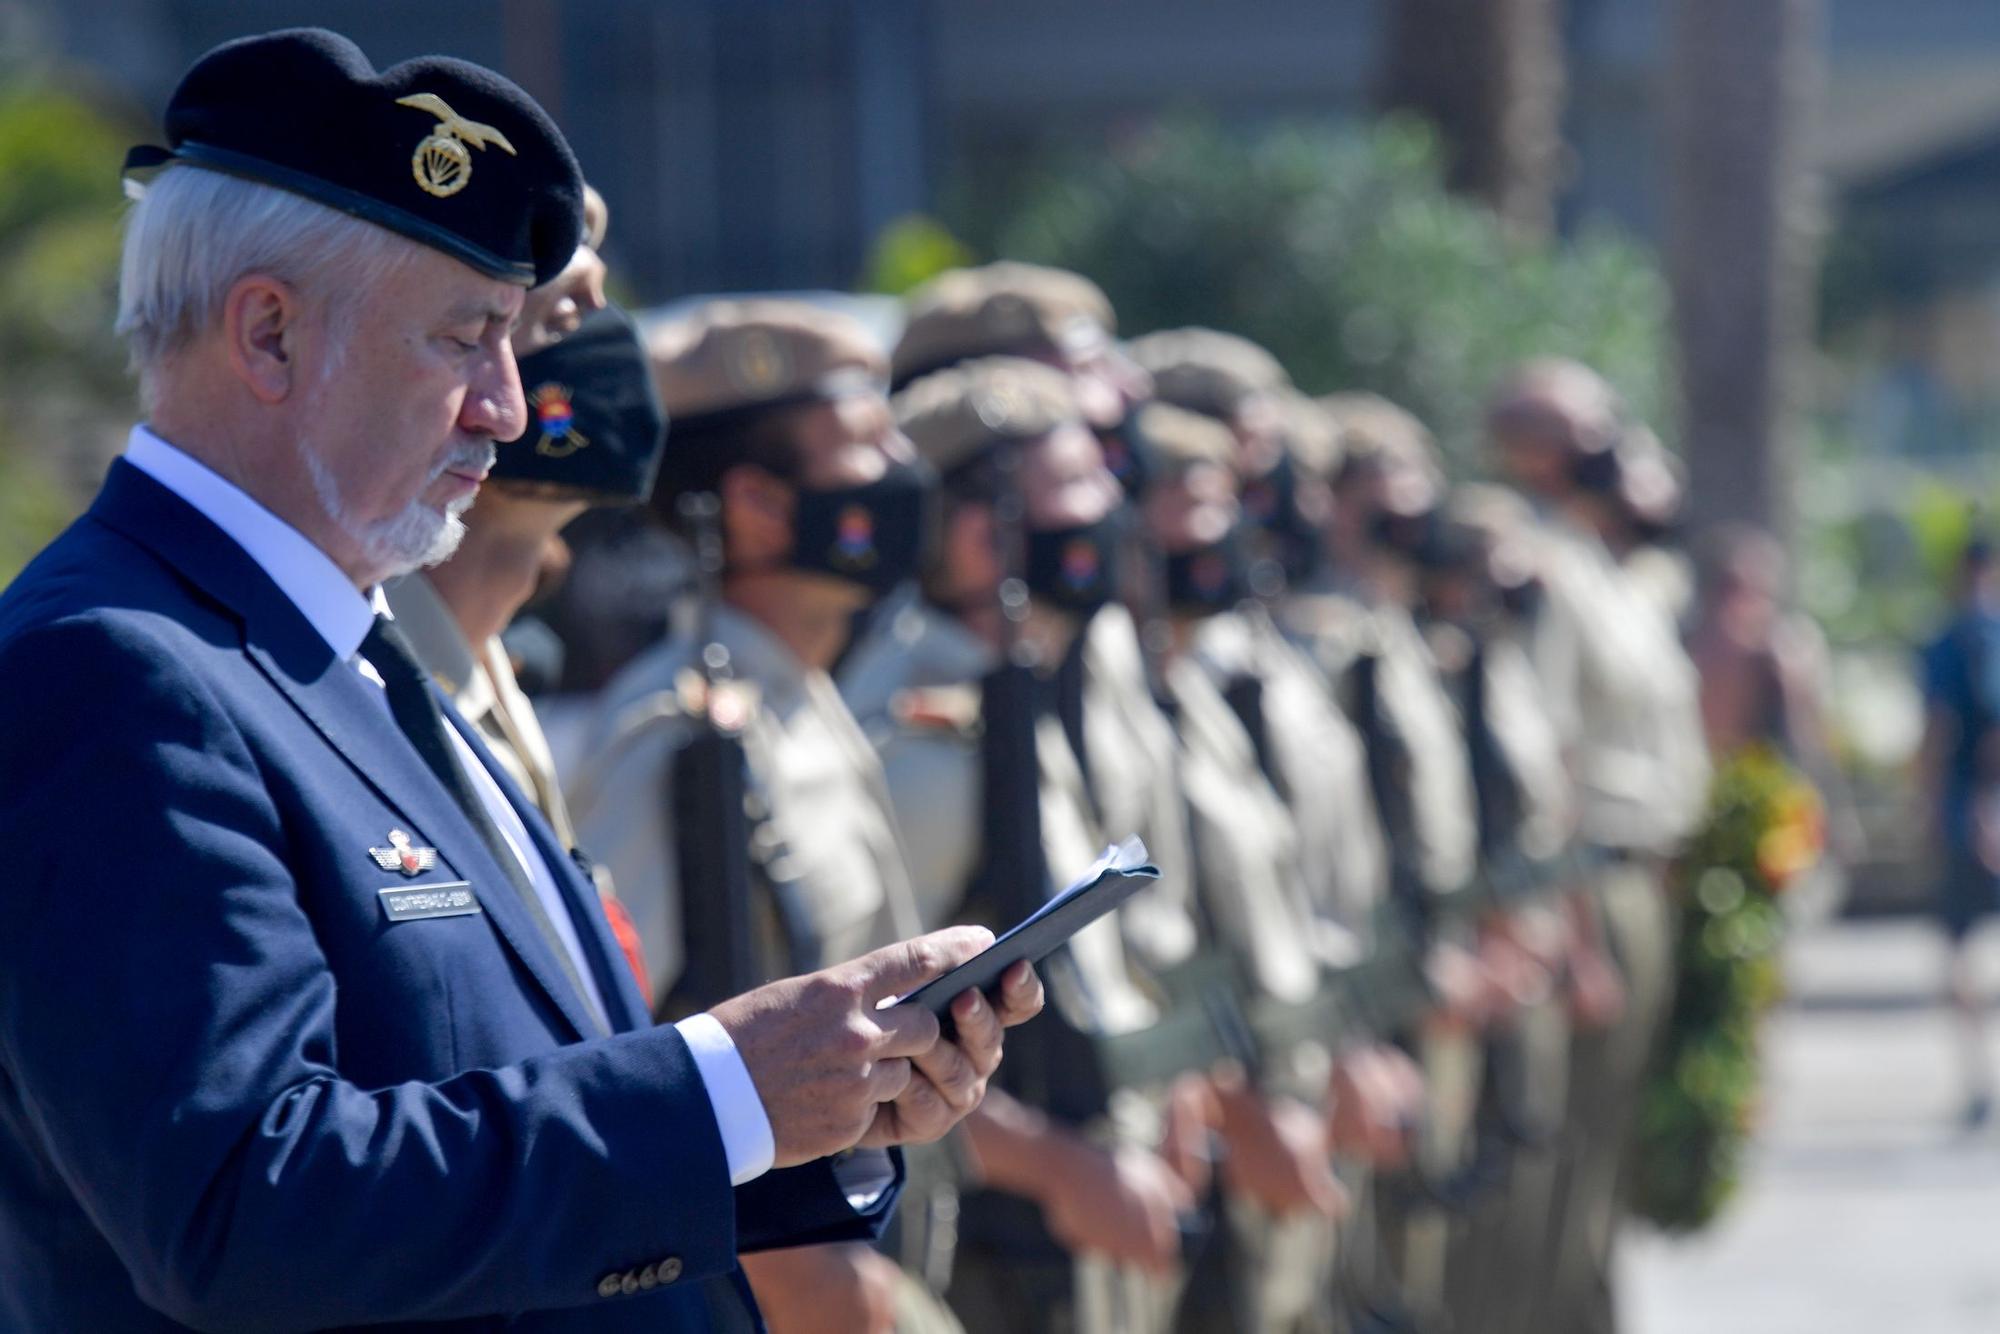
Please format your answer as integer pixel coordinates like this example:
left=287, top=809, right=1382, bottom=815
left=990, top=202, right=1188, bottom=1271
left=387, top=299, right=664, bottom=998
left=1415, top=485, right=1588, bottom=1334
left=1486, top=361, right=1709, bottom=1334
left=1139, top=400, right=1438, bottom=1334
left=890, top=262, right=1208, bottom=983
left=1125, top=339, right=1445, bottom=1331
left=842, top=357, right=1206, bottom=1334
left=566, top=301, right=957, bottom=1334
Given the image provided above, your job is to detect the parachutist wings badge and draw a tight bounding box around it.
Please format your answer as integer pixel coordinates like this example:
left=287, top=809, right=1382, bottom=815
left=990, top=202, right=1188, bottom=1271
left=370, top=829, right=439, bottom=877
left=395, top=93, right=518, bottom=198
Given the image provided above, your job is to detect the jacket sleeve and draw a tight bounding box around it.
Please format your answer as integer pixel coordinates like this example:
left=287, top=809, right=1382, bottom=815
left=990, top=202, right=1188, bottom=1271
left=733, top=1151, right=905, bottom=1253
left=0, top=616, right=743, bottom=1330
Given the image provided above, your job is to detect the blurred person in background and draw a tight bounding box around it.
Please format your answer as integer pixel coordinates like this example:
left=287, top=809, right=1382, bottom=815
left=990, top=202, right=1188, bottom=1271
left=1487, top=359, right=1707, bottom=1334
left=843, top=357, right=1201, bottom=1334
left=1918, top=535, right=2000, bottom=1128
left=568, top=300, right=990, bottom=1334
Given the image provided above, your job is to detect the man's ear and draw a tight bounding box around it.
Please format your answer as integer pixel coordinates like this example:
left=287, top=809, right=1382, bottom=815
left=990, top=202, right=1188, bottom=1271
left=221, top=274, right=302, bottom=404
left=719, top=465, right=795, bottom=564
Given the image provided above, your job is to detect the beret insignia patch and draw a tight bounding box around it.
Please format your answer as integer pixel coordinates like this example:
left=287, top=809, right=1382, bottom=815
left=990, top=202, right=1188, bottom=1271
left=727, top=329, right=791, bottom=394
left=530, top=382, right=589, bottom=458
left=832, top=504, right=879, bottom=569
left=971, top=378, right=1032, bottom=433
left=396, top=92, right=517, bottom=198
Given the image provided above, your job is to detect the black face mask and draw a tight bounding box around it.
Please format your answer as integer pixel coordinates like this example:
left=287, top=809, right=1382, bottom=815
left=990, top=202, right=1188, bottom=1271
left=1023, top=511, right=1126, bottom=616
left=786, top=461, right=935, bottom=598
left=1242, top=453, right=1323, bottom=585
left=1498, top=575, right=1545, bottom=623
left=1165, top=527, right=1251, bottom=616
left=1095, top=411, right=1154, bottom=500
left=1369, top=506, right=1450, bottom=569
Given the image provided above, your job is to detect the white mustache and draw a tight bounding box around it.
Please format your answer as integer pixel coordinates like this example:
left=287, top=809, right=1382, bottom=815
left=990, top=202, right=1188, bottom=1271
left=434, top=439, right=497, bottom=481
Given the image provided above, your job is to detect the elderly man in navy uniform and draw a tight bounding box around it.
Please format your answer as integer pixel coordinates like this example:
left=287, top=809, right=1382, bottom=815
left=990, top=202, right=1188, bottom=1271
left=0, top=30, right=1038, bottom=1332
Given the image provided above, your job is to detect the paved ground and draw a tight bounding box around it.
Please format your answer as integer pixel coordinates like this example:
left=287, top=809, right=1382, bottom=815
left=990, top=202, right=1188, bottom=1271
left=1623, top=918, right=2000, bottom=1333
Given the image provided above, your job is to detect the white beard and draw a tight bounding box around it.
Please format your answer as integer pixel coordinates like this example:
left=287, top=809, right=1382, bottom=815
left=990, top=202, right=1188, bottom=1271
left=300, top=435, right=493, bottom=580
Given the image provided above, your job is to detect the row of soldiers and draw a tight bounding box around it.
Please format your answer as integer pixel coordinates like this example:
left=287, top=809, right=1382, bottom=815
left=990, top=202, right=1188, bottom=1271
left=396, top=198, right=1710, bottom=1333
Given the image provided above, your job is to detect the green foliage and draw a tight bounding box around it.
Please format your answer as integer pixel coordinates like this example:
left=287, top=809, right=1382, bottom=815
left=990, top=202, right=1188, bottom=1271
left=0, top=437, right=77, bottom=585
left=946, top=115, right=1671, bottom=471
left=0, top=82, right=133, bottom=396
left=858, top=214, right=976, bottom=296
left=1629, top=747, right=1820, bottom=1233
left=0, top=78, right=137, bottom=566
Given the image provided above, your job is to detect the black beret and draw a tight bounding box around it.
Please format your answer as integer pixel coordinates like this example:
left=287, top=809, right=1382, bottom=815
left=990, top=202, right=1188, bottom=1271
left=495, top=304, right=667, bottom=505
left=125, top=28, right=583, bottom=286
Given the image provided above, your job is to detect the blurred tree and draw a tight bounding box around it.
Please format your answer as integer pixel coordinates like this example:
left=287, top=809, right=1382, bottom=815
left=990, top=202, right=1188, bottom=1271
left=1666, top=0, right=1824, bottom=542
left=858, top=214, right=975, bottom=296
left=945, top=116, right=1669, bottom=472
left=1379, top=0, right=1568, bottom=239
left=0, top=77, right=137, bottom=570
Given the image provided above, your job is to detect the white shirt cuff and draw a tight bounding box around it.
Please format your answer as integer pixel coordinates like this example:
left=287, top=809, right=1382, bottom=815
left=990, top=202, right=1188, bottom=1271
left=674, top=1011, right=776, bottom=1187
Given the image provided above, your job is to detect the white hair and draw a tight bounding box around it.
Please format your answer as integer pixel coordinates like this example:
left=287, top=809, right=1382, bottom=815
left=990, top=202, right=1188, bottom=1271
left=117, top=166, right=417, bottom=409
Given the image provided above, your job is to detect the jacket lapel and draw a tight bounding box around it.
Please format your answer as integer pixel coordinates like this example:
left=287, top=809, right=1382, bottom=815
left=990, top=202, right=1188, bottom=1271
left=90, top=462, right=601, bottom=1042
left=444, top=707, right=649, bottom=1034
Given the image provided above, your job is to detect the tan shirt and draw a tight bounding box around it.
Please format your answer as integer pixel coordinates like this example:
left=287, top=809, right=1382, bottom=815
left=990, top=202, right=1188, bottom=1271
left=384, top=573, right=579, bottom=846
left=1162, top=651, right=1329, bottom=1005
left=1528, top=516, right=1710, bottom=852
left=1280, top=588, right=1481, bottom=900
left=1191, top=608, right=1389, bottom=940
left=568, top=603, right=921, bottom=1002
left=1076, top=604, right=1202, bottom=973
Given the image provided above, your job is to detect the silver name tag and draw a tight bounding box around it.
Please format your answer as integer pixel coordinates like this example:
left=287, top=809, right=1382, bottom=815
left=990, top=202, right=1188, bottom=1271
left=378, top=880, right=481, bottom=923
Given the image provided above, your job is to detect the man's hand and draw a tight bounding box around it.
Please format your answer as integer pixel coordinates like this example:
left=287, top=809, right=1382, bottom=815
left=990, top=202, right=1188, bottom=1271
left=962, top=1091, right=1192, bottom=1275
left=1327, top=1045, right=1423, bottom=1169
left=1215, top=1080, right=1348, bottom=1220
left=739, top=1244, right=900, bottom=1334
left=1158, top=1071, right=1223, bottom=1196
left=1425, top=940, right=1496, bottom=1035
left=1039, top=1140, right=1194, bottom=1275
left=1564, top=939, right=1626, bottom=1033
left=709, top=927, right=1044, bottom=1167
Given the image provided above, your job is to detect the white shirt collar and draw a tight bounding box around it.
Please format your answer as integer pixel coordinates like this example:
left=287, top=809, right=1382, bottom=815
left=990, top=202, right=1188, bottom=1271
left=123, top=425, right=383, bottom=658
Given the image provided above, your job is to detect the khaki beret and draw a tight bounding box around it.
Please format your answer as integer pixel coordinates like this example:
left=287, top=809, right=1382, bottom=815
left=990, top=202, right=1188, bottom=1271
left=1126, top=327, right=1290, bottom=421
left=1275, top=389, right=1344, bottom=482
left=1484, top=358, right=1621, bottom=457
left=1446, top=482, right=1535, bottom=546
left=1139, top=401, right=1237, bottom=479
left=893, top=357, right=1081, bottom=476
left=647, top=299, right=888, bottom=425
left=1318, top=392, right=1443, bottom=483
left=893, top=261, right=1116, bottom=387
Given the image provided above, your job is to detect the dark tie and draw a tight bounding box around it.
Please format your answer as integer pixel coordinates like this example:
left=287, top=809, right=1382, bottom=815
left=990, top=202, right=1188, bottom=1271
left=361, top=615, right=609, bottom=1035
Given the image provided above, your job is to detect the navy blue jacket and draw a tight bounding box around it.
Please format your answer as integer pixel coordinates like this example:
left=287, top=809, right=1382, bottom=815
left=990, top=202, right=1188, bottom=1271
left=0, top=462, right=898, bottom=1332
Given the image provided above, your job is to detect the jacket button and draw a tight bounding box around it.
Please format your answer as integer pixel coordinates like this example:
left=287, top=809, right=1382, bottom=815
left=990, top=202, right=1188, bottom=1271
left=657, top=1256, right=683, bottom=1284
left=596, top=1274, right=621, bottom=1299
left=620, top=1270, right=640, bottom=1296
left=637, top=1263, right=658, bottom=1291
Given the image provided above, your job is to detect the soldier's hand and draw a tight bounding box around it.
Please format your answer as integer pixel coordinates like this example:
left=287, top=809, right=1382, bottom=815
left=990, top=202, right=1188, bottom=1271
left=739, top=1243, right=900, bottom=1334
left=1424, top=941, right=1494, bottom=1034
left=1038, top=1139, right=1194, bottom=1276
left=709, top=927, right=1042, bottom=1167
left=1327, top=1046, right=1420, bottom=1169
left=1159, top=1072, right=1224, bottom=1196
left=1477, top=926, right=1553, bottom=1014
left=1215, top=1081, right=1349, bottom=1220
left=1564, top=938, right=1627, bottom=1033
